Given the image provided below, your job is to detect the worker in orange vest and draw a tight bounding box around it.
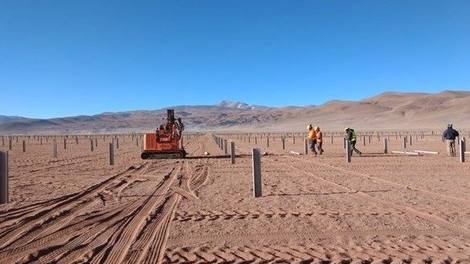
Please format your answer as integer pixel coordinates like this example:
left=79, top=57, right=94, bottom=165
left=307, top=124, right=318, bottom=156
left=315, top=126, right=324, bottom=155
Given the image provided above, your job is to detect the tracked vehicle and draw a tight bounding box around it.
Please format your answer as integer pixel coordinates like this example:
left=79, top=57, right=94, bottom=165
left=141, top=109, right=186, bottom=159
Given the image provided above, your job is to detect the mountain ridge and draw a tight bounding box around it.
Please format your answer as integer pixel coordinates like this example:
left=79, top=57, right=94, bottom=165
left=1, top=91, right=469, bottom=134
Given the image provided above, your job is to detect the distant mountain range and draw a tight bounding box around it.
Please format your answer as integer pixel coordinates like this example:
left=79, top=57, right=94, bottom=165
left=1, top=91, right=469, bottom=134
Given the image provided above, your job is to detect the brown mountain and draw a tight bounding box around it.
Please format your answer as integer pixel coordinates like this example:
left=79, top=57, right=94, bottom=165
left=0, top=91, right=469, bottom=134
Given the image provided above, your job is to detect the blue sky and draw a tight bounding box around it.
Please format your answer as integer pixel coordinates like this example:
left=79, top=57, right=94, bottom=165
left=1, top=0, right=469, bottom=118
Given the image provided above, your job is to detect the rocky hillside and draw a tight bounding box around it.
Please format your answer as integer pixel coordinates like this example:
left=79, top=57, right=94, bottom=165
left=0, top=91, right=469, bottom=134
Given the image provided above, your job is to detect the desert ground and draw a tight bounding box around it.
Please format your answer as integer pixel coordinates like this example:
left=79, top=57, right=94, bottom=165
left=0, top=132, right=470, bottom=263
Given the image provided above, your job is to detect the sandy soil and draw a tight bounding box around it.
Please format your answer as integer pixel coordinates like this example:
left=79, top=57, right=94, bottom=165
left=0, top=132, right=469, bottom=263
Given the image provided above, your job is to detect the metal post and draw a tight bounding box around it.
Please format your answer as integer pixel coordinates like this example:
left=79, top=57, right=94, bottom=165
left=293, top=135, right=295, bottom=144
left=22, top=140, right=26, bottom=152
left=90, top=139, right=94, bottom=152
left=109, top=143, right=115, bottom=165
left=363, top=136, right=366, bottom=146
left=331, top=135, right=334, bottom=144
left=8, top=138, right=12, bottom=151
left=252, top=148, right=262, bottom=198
left=116, top=138, right=119, bottom=149
left=75, top=136, right=79, bottom=144
left=224, top=139, right=228, bottom=154
left=0, top=151, right=8, bottom=204
left=282, top=137, right=285, bottom=150
left=64, top=138, right=67, bottom=150
left=403, top=136, right=407, bottom=149
left=409, top=135, right=412, bottom=146
left=304, top=139, right=308, bottom=155
left=255, top=137, right=257, bottom=145
left=384, top=138, right=388, bottom=154
left=230, top=141, right=235, bottom=164
left=460, top=138, right=466, bottom=163
left=343, top=138, right=346, bottom=149
left=95, top=138, right=98, bottom=147
left=53, top=140, right=58, bottom=159
left=346, top=141, right=351, bottom=163
left=266, top=137, right=270, bottom=148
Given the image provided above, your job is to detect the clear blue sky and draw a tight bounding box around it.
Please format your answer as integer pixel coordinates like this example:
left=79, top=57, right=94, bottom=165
left=1, top=0, right=469, bottom=118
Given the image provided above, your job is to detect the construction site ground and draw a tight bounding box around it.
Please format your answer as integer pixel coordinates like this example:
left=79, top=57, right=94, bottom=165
left=1, top=133, right=470, bottom=263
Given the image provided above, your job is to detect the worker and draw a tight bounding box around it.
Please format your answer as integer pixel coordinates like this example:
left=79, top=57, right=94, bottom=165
left=442, top=124, right=459, bottom=157
left=344, top=127, right=362, bottom=156
left=175, top=117, right=185, bottom=137
left=315, top=126, right=324, bottom=155
left=307, top=124, right=318, bottom=156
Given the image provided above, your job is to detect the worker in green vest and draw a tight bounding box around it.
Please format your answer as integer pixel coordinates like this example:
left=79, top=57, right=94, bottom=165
left=345, top=127, right=362, bottom=156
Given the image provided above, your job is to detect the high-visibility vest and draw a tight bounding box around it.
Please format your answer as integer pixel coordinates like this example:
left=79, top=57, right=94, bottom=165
left=351, top=130, right=357, bottom=141
left=308, top=130, right=316, bottom=140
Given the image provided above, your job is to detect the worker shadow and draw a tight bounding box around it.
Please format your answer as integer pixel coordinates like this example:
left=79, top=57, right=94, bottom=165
left=265, top=189, right=391, bottom=197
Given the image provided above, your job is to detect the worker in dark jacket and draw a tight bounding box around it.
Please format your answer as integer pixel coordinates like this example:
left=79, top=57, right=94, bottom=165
left=344, top=127, right=362, bottom=156
left=442, top=124, right=459, bottom=156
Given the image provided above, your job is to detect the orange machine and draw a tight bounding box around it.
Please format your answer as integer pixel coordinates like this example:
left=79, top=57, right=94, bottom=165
left=141, top=109, right=186, bottom=159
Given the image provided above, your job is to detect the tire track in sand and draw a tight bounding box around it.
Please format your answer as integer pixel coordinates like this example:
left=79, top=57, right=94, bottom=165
left=284, top=156, right=470, bottom=239
left=0, top=162, right=149, bottom=250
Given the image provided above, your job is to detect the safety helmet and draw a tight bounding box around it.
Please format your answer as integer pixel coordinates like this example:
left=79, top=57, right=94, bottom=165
left=307, top=124, right=313, bottom=130
left=314, top=126, right=319, bottom=131
left=344, top=127, right=349, bottom=132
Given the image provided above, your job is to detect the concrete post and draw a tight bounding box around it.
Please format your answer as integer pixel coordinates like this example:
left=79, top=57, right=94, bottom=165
left=384, top=138, right=388, bottom=154
left=109, top=143, right=115, bottom=166
left=346, top=141, right=352, bottom=163
left=0, top=151, right=8, bottom=204
left=252, top=148, right=262, bottom=198
left=231, top=141, right=235, bottom=164
left=460, top=138, right=466, bottom=163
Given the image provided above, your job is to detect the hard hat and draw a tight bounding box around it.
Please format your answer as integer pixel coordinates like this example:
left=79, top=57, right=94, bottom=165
left=344, top=127, right=349, bottom=131
left=314, top=126, right=319, bottom=131
left=307, top=124, right=313, bottom=130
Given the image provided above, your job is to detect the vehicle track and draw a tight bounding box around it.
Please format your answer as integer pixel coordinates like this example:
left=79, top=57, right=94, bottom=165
left=163, top=242, right=469, bottom=264
left=0, top=158, right=211, bottom=263
left=0, top=162, right=149, bottom=249
left=284, top=156, right=470, bottom=239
